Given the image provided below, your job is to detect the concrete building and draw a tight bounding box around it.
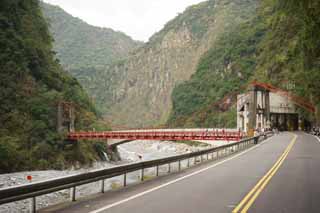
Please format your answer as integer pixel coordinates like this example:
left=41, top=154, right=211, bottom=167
left=237, top=91, right=299, bottom=132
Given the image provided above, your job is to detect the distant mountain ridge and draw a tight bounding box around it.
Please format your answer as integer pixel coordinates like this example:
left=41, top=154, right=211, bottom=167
left=41, top=2, right=142, bottom=70
left=41, top=0, right=259, bottom=128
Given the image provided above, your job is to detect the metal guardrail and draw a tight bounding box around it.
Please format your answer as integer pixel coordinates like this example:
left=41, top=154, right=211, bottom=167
left=0, top=133, right=273, bottom=212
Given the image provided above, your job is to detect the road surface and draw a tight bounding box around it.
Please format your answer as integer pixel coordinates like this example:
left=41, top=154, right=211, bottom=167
left=41, top=132, right=320, bottom=213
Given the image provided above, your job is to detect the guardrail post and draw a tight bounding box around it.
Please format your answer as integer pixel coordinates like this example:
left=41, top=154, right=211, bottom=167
left=30, top=197, right=36, bottom=213
left=141, top=169, right=144, bottom=181
left=1, top=135, right=277, bottom=209
left=101, top=179, right=105, bottom=193
left=71, top=186, right=76, bottom=202
left=123, top=173, right=127, bottom=187
left=254, top=137, right=258, bottom=144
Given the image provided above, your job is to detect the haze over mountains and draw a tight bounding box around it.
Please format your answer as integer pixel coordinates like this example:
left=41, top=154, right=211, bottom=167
left=1, top=0, right=319, bottom=173
left=42, top=0, right=320, bottom=129
left=41, top=3, right=142, bottom=70
left=42, top=0, right=258, bottom=128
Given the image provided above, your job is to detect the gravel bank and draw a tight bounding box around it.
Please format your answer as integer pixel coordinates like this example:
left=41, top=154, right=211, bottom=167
left=0, top=140, right=210, bottom=213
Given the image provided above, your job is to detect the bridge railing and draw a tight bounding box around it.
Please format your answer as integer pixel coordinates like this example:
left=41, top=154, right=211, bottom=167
left=67, top=129, right=246, bottom=141
left=0, top=132, right=273, bottom=212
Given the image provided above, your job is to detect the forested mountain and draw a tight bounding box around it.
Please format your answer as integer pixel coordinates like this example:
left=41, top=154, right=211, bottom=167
left=168, top=0, right=320, bottom=127
left=82, top=0, right=259, bottom=128
left=0, top=0, right=107, bottom=173
left=35, top=0, right=319, bottom=131
left=2, top=0, right=317, bottom=173
left=41, top=2, right=142, bottom=70
left=40, top=2, right=142, bottom=117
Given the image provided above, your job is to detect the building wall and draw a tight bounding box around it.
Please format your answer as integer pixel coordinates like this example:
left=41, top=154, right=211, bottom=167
left=269, top=93, right=296, bottom=114
left=237, top=92, right=297, bottom=132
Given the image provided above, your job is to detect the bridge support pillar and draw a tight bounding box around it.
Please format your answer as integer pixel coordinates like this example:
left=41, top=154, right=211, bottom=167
left=265, top=90, right=271, bottom=128
left=57, top=101, right=75, bottom=133
left=106, top=143, right=121, bottom=161
left=248, top=86, right=257, bottom=136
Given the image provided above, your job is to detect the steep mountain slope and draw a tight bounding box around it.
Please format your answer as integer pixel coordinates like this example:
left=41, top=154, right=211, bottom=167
left=254, top=0, right=320, bottom=123
left=168, top=0, right=320, bottom=127
left=93, top=0, right=259, bottom=128
left=0, top=0, right=107, bottom=173
left=41, top=2, right=142, bottom=71
left=168, top=2, right=270, bottom=127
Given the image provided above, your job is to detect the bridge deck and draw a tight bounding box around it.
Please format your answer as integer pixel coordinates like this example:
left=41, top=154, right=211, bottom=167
left=68, top=129, right=244, bottom=141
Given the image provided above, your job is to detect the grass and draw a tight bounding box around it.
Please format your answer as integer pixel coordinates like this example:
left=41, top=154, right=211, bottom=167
left=110, top=182, right=122, bottom=190
left=142, top=175, right=154, bottom=181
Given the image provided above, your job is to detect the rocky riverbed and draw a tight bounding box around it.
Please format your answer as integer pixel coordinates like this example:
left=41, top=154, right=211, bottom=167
left=0, top=140, right=210, bottom=213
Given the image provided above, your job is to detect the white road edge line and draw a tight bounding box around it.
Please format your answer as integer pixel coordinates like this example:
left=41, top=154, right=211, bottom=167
left=313, top=135, right=320, bottom=143
left=302, top=132, right=320, bottom=143
left=90, top=137, right=274, bottom=213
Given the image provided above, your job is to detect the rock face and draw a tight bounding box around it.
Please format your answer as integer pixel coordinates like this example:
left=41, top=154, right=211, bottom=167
left=100, top=0, right=258, bottom=127
left=42, top=0, right=258, bottom=128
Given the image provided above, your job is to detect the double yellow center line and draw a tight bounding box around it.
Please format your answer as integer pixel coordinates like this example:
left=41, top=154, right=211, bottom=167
left=232, top=134, right=297, bottom=213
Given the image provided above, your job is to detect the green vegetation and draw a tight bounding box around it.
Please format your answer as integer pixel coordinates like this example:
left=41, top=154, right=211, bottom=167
left=168, top=0, right=320, bottom=128
left=142, top=175, right=154, bottom=181
left=41, top=2, right=141, bottom=70
left=110, top=182, right=122, bottom=190
left=168, top=4, right=270, bottom=127
left=40, top=2, right=141, bottom=114
left=0, top=0, right=108, bottom=173
left=254, top=0, right=320, bottom=122
left=149, top=1, right=217, bottom=43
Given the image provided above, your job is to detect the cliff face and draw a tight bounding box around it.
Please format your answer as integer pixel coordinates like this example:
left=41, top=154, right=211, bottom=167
left=101, top=0, right=258, bottom=127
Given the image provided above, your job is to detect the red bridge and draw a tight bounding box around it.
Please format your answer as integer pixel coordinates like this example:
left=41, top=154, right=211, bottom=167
left=68, top=129, right=245, bottom=141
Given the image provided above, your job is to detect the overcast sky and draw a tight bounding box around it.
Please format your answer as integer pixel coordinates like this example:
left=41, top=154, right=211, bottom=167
left=42, top=0, right=205, bottom=41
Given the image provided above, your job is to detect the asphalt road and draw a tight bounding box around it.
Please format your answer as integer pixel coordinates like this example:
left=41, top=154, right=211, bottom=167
left=41, top=132, right=320, bottom=213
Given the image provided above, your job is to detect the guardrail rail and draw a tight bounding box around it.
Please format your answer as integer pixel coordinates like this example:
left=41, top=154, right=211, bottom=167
left=0, top=133, right=273, bottom=212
